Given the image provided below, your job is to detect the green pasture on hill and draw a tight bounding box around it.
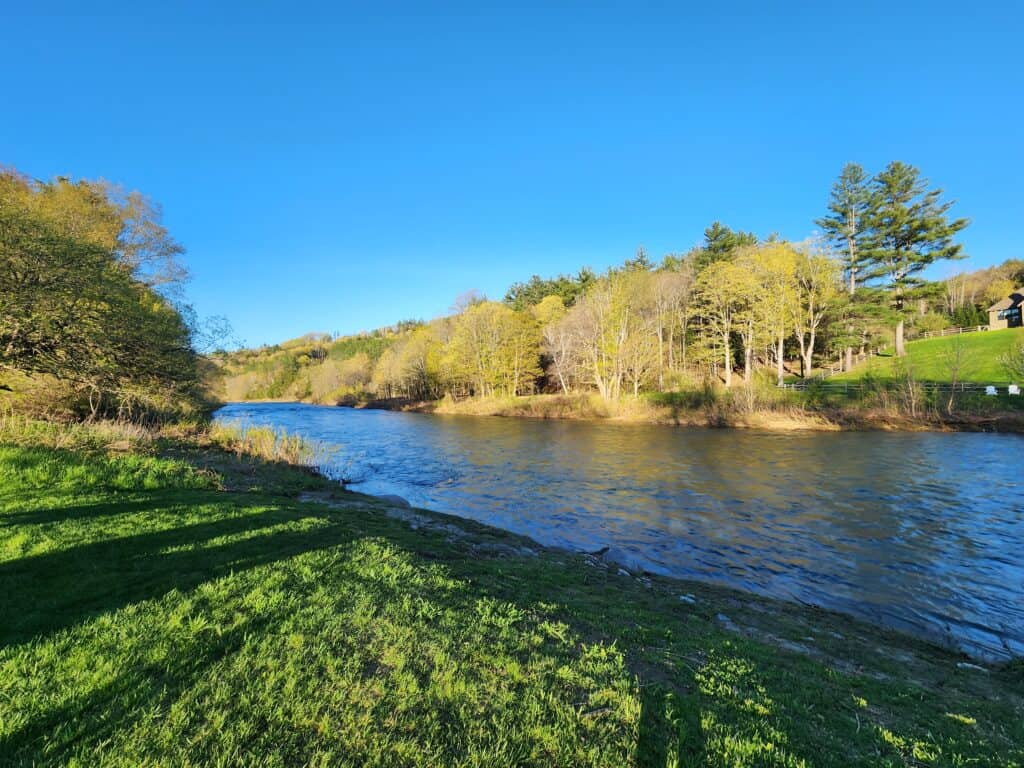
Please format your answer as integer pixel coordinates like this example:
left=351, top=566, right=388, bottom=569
left=832, top=328, right=1024, bottom=383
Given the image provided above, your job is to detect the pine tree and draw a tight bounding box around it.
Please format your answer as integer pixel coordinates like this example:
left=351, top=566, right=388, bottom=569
left=816, top=163, right=871, bottom=295
left=816, top=163, right=872, bottom=371
left=692, top=222, right=757, bottom=271
left=861, top=162, right=968, bottom=357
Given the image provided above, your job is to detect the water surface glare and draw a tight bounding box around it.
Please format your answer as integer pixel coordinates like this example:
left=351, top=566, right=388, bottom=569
left=216, top=402, right=1024, bottom=660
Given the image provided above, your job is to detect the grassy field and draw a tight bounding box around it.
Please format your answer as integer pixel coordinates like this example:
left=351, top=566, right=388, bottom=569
left=1, top=436, right=1022, bottom=766
left=832, top=328, right=1024, bottom=383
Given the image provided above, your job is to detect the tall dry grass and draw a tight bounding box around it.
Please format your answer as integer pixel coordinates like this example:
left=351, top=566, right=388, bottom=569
left=206, top=421, right=354, bottom=481
left=0, top=410, right=155, bottom=452
left=208, top=421, right=317, bottom=464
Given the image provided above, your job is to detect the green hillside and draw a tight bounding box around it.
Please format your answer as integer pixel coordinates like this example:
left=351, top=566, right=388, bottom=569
left=832, top=328, right=1024, bottom=383
left=213, top=331, right=398, bottom=402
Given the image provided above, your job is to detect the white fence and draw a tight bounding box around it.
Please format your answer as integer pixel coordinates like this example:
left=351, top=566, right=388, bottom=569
left=780, top=380, right=1017, bottom=394
left=806, top=324, right=992, bottom=382
left=813, top=349, right=879, bottom=380
left=914, top=324, right=989, bottom=340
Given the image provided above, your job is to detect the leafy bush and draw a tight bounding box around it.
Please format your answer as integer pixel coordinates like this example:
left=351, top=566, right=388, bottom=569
left=911, top=312, right=951, bottom=335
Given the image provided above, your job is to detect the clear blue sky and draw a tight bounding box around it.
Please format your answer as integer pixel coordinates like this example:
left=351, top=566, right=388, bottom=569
left=3, top=1, right=1021, bottom=346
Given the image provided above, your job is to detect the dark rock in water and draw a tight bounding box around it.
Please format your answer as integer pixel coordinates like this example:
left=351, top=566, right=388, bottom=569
left=377, top=494, right=411, bottom=508
left=589, top=545, right=610, bottom=557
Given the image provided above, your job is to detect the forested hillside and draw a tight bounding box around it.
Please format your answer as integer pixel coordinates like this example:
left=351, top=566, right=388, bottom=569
left=213, top=331, right=396, bottom=402
left=215, top=161, right=1024, bottom=407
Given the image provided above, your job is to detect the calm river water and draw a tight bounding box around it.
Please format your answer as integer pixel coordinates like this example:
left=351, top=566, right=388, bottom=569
left=215, top=402, right=1023, bottom=660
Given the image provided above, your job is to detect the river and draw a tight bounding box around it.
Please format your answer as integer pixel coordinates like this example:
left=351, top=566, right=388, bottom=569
left=215, top=402, right=1024, bottom=660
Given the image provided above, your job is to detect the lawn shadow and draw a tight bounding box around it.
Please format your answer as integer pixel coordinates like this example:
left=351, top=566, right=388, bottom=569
left=0, top=615, right=273, bottom=764
left=637, top=683, right=706, bottom=767
left=0, top=492, right=361, bottom=649
left=1, top=492, right=192, bottom=527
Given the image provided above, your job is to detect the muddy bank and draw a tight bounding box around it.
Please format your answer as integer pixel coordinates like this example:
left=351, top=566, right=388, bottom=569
left=339, top=394, right=1024, bottom=433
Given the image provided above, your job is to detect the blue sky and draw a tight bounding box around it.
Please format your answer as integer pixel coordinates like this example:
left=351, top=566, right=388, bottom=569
left=3, top=1, right=1021, bottom=346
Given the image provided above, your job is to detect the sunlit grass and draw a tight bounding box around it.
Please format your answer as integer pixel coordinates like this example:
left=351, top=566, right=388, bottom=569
left=833, top=328, right=1024, bottom=383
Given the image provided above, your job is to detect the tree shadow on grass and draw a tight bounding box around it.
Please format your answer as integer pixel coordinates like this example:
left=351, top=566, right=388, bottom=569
left=0, top=492, right=194, bottom=527
left=0, top=615, right=273, bottom=765
left=637, top=683, right=706, bottom=767
left=0, top=494, right=360, bottom=649
left=0, top=479, right=715, bottom=764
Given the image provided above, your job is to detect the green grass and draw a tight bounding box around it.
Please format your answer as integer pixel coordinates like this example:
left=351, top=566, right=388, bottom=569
left=833, top=328, right=1024, bottom=383
left=1, top=440, right=1021, bottom=766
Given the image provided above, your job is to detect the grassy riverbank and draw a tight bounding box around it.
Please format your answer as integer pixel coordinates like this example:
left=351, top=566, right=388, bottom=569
left=1, top=422, right=1022, bottom=766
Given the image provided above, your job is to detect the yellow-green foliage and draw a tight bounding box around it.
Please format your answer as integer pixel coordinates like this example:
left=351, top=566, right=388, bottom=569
left=0, top=169, right=203, bottom=422
left=214, top=333, right=392, bottom=403
left=446, top=301, right=541, bottom=397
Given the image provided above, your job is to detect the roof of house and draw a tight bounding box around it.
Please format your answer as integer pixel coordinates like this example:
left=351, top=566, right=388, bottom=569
left=989, top=289, right=1024, bottom=312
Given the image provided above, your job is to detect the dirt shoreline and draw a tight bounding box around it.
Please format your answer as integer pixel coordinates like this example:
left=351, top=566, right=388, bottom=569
left=334, top=395, right=1024, bottom=433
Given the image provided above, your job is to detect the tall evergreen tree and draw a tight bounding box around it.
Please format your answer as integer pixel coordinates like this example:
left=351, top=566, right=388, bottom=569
left=816, top=163, right=871, bottom=295
left=623, top=246, right=653, bottom=271
left=861, top=161, right=968, bottom=357
left=816, top=163, right=871, bottom=370
left=692, top=222, right=757, bottom=271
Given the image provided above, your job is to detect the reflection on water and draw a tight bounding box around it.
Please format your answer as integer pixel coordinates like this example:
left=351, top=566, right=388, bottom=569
left=216, top=402, right=1024, bottom=660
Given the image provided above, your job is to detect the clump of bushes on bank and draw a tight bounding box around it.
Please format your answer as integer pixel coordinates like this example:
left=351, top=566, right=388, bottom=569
left=0, top=168, right=219, bottom=424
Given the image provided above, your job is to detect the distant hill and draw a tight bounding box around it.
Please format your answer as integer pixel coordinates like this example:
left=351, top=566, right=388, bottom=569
left=211, top=329, right=405, bottom=403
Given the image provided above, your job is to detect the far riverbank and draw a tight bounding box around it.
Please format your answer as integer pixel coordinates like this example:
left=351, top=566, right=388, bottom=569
left=337, top=391, right=1024, bottom=433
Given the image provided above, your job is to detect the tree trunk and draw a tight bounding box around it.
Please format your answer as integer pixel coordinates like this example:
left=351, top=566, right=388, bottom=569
left=680, top=317, right=688, bottom=369
left=895, top=318, right=906, bottom=358
left=743, top=343, right=752, bottom=383
left=556, top=368, right=568, bottom=394
left=845, top=346, right=853, bottom=372
left=657, top=327, right=664, bottom=388
left=805, top=329, right=817, bottom=378
left=776, top=335, right=785, bottom=387
left=723, top=339, right=732, bottom=387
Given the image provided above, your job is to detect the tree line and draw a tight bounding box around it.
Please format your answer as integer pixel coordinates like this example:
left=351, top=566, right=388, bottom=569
left=0, top=168, right=220, bottom=421
left=340, top=160, right=972, bottom=401
left=212, top=159, right=987, bottom=405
